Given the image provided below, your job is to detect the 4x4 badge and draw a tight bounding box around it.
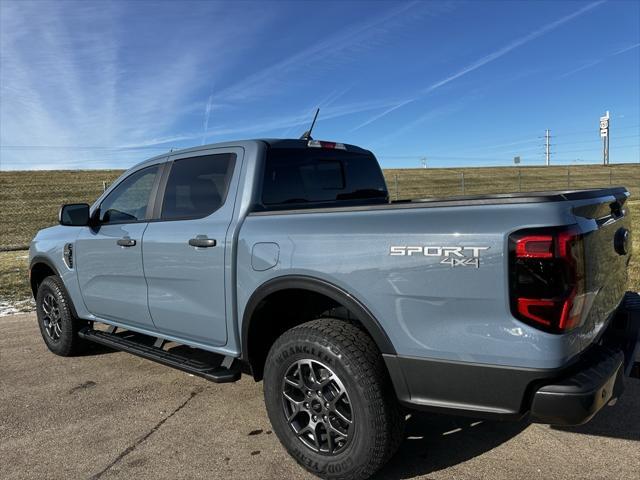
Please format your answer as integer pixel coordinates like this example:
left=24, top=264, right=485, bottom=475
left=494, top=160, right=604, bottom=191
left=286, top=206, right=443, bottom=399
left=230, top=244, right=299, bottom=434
left=389, top=245, right=490, bottom=268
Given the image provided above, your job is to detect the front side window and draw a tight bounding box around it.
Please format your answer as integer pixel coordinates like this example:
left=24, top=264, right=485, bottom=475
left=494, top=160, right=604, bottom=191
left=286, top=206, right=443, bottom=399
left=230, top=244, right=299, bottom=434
left=161, top=153, right=236, bottom=220
left=100, top=165, right=159, bottom=224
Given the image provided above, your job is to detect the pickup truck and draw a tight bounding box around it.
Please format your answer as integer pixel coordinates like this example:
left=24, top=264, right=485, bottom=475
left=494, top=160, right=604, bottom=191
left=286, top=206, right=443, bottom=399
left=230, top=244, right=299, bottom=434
left=29, top=138, right=639, bottom=480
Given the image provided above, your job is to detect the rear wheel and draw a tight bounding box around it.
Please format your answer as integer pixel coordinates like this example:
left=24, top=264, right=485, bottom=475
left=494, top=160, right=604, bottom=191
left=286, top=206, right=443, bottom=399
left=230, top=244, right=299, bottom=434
left=263, top=319, right=404, bottom=480
left=36, top=276, right=88, bottom=356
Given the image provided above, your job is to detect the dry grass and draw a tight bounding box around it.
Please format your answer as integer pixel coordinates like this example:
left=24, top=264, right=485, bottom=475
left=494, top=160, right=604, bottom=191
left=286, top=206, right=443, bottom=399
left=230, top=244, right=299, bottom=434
left=0, top=169, right=123, bottom=249
left=0, top=250, right=31, bottom=305
left=383, top=164, right=639, bottom=200
left=0, top=166, right=638, bottom=306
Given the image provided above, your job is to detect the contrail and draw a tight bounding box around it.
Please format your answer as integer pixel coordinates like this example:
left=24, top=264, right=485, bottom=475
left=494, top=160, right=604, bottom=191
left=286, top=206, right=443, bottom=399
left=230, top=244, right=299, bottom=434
left=352, top=0, right=606, bottom=131
left=201, top=91, right=214, bottom=145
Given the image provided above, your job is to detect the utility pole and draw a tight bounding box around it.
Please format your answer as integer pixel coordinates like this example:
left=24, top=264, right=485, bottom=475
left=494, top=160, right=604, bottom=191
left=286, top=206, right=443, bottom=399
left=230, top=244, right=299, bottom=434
left=421, top=157, right=427, bottom=168
left=600, top=111, right=610, bottom=165
left=544, top=129, right=551, bottom=166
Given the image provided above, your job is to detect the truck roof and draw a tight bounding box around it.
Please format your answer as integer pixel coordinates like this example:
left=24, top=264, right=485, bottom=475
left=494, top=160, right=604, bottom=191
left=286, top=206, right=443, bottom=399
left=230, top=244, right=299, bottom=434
left=132, top=138, right=372, bottom=170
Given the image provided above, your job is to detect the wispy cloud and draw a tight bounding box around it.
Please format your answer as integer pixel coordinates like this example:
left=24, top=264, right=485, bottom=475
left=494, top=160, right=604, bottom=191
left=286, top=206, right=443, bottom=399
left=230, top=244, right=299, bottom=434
left=201, top=97, right=402, bottom=140
left=211, top=1, right=441, bottom=103
left=1, top=1, right=452, bottom=169
left=374, top=95, right=476, bottom=147
left=0, top=1, right=270, bottom=169
left=557, top=42, right=640, bottom=79
left=352, top=0, right=606, bottom=131
left=351, top=99, right=415, bottom=132
left=201, top=91, right=215, bottom=145
left=279, top=85, right=354, bottom=138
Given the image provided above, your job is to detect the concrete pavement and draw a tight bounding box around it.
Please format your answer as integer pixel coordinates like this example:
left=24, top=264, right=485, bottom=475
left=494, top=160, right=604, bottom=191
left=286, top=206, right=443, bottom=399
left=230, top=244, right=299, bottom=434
left=1, top=313, right=639, bottom=479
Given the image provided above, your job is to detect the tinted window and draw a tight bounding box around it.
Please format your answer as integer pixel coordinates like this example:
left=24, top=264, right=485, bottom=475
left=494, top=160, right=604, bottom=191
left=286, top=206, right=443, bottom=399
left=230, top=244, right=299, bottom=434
left=100, top=165, right=159, bottom=224
left=262, top=148, right=388, bottom=207
left=161, top=153, right=236, bottom=220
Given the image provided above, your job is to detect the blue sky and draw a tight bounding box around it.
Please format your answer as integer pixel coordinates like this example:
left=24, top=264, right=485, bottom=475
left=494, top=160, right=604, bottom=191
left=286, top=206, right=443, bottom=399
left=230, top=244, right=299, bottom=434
left=0, top=0, right=638, bottom=170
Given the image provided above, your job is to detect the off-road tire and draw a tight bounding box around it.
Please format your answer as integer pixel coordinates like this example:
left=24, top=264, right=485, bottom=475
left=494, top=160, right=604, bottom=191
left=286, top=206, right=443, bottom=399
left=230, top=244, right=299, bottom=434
left=35, top=275, right=88, bottom=356
left=263, top=318, right=404, bottom=480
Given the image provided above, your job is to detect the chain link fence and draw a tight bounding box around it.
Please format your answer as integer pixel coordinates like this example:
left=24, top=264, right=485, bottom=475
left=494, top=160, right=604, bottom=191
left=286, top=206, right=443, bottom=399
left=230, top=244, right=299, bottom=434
left=383, top=164, right=639, bottom=201
left=1, top=165, right=638, bottom=251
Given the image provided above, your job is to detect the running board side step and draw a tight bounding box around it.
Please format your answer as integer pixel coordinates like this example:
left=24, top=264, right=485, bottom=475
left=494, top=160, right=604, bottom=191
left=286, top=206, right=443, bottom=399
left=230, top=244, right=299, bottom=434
left=78, top=327, right=241, bottom=383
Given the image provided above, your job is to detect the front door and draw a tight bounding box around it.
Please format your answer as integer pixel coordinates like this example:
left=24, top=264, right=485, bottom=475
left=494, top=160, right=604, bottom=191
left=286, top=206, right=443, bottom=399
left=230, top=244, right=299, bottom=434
left=142, top=149, right=240, bottom=346
left=76, top=164, right=161, bottom=328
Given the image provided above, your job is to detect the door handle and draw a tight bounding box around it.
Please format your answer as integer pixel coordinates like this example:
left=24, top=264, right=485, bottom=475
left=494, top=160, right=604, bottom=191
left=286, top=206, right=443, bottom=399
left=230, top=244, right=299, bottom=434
left=117, top=237, right=136, bottom=247
left=188, top=236, right=217, bottom=248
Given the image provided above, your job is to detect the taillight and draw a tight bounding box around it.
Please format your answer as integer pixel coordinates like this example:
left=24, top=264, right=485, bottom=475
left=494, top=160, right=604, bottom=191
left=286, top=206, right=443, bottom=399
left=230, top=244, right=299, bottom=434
left=509, top=226, right=586, bottom=333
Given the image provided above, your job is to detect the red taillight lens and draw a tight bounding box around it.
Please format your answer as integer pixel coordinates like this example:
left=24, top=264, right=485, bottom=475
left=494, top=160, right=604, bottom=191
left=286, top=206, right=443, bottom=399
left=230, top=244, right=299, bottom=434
left=510, top=227, right=585, bottom=333
left=517, top=298, right=556, bottom=326
left=515, top=235, right=554, bottom=258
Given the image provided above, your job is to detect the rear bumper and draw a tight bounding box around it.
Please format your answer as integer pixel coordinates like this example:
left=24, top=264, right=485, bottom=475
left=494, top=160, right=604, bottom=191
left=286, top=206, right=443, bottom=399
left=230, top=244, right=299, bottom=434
left=385, top=291, right=640, bottom=425
left=529, top=347, right=624, bottom=425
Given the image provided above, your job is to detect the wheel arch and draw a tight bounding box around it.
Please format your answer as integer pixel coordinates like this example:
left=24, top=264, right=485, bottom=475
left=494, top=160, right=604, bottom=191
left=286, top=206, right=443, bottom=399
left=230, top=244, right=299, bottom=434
left=29, top=256, right=79, bottom=318
left=241, top=275, right=396, bottom=380
left=29, top=256, right=59, bottom=297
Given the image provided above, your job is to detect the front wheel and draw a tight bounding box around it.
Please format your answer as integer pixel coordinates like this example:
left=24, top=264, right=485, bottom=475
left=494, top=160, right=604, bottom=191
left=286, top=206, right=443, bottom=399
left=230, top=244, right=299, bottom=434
left=35, top=276, right=88, bottom=356
left=263, top=319, right=404, bottom=480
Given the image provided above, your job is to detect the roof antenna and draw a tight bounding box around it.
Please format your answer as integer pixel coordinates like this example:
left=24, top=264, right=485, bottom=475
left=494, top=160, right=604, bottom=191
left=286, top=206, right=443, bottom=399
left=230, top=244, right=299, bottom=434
left=300, top=108, right=320, bottom=140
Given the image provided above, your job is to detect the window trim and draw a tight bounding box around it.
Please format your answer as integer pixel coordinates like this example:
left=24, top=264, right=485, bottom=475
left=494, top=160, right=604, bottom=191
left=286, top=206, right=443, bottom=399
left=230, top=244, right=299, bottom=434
left=96, top=164, right=164, bottom=226
left=154, top=152, right=237, bottom=223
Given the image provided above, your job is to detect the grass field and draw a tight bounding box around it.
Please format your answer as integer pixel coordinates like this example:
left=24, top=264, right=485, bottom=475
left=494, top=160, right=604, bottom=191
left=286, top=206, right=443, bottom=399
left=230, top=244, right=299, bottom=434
left=1, top=165, right=638, bottom=310
left=0, top=169, right=123, bottom=249
left=382, top=163, right=640, bottom=200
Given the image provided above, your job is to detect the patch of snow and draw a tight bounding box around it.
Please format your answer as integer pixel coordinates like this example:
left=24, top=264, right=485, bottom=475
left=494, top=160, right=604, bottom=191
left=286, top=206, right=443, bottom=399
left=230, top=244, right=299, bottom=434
left=0, top=299, right=35, bottom=317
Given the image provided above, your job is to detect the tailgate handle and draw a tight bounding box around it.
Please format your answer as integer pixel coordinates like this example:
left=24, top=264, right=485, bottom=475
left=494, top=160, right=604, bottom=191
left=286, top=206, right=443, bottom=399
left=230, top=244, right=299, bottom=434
left=610, top=201, right=622, bottom=218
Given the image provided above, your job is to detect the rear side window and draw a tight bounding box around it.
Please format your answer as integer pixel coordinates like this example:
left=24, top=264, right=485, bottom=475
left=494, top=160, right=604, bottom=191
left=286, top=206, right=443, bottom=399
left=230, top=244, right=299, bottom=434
left=261, top=148, right=388, bottom=208
left=161, top=153, right=236, bottom=220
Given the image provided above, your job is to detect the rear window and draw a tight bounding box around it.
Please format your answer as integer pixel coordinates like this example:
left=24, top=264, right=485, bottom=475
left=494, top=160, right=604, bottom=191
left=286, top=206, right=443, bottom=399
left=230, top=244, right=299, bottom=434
left=261, top=148, right=388, bottom=209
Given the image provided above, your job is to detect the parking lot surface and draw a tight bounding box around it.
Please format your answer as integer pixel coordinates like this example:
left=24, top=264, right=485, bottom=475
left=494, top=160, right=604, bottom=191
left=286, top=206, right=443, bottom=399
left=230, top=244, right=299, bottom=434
left=1, top=312, right=639, bottom=480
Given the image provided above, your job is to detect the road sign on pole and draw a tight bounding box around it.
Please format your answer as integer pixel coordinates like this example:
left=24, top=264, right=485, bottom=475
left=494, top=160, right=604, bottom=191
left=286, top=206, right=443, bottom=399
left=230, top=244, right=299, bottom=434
left=600, top=111, right=610, bottom=165
left=600, top=112, right=609, bottom=138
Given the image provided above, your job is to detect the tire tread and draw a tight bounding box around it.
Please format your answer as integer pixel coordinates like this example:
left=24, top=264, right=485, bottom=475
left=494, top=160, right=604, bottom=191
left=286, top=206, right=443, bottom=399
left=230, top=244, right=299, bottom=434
left=36, top=275, right=87, bottom=356
left=266, top=318, right=403, bottom=480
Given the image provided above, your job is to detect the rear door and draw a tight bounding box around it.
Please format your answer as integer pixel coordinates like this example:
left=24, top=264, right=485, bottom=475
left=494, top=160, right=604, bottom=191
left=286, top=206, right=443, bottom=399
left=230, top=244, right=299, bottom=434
left=142, top=148, right=241, bottom=346
left=76, top=163, right=162, bottom=328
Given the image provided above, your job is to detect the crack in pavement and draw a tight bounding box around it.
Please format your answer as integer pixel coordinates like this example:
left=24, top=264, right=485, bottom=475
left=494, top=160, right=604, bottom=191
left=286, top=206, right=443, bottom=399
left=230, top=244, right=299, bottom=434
left=90, top=388, right=202, bottom=479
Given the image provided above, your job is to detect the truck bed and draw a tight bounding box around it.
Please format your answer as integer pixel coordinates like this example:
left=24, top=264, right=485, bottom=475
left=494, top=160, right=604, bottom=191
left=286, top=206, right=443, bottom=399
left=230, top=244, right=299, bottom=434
left=251, top=187, right=629, bottom=215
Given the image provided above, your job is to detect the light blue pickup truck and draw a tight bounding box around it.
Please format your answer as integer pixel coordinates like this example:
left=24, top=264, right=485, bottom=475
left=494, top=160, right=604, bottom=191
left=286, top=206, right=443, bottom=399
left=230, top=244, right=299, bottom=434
left=30, top=138, right=639, bottom=479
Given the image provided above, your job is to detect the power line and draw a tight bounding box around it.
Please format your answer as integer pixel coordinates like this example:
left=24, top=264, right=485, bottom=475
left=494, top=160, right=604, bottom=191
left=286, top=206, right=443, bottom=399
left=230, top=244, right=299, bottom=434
left=0, top=145, right=168, bottom=151
left=554, top=134, right=640, bottom=146
left=552, top=124, right=640, bottom=137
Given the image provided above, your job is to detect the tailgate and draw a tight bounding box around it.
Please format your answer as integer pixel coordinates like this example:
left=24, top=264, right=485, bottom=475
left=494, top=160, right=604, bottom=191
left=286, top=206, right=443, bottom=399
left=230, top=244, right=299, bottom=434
left=573, top=189, right=632, bottom=340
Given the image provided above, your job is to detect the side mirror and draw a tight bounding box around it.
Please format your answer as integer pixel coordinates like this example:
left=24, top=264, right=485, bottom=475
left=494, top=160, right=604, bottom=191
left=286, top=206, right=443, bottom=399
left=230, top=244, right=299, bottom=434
left=59, top=203, right=90, bottom=226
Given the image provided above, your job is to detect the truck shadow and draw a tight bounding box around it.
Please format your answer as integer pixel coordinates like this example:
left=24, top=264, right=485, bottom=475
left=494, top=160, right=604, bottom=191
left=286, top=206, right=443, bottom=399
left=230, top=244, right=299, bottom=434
left=372, top=412, right=528, bottom=480
left=77, top=342, right=117, bottom=356
left=374, top=379, right=640, bottom=479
